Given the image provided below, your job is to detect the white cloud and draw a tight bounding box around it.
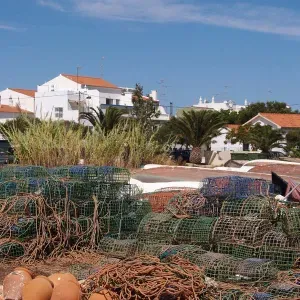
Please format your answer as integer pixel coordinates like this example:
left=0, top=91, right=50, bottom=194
left=0, top=25, right=26, bottom=31
left=69, top=0, right=300, bottom=37
left=38, top=0, right=65, bottom=12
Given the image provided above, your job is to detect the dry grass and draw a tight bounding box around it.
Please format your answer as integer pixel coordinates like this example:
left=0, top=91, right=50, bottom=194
left=1, top=117, right=171, bottom=168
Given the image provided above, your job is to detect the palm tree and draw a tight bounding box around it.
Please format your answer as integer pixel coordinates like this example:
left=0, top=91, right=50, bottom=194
left=249, top=124, right=285, bottom=153
left=170, top=110, right=225, bottom=164
left=79, top=106, right=125, bottom=133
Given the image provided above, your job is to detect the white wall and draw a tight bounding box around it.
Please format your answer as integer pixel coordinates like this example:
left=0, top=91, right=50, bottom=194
left=0, top=89, right=34, bottom=112
left=37, top=75, right=79, bottom=92
left=247, top=115, right=280, bottom=129
left=35, top=91, right=79, bottom=121
left=211, top=128, right=243, bottom=152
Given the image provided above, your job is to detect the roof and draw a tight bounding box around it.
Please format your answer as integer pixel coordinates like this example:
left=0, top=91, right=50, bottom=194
left=9, top=88, right=36, bottom=98
left=226, top=124, right=240, bottom=130
left=0, top=104, right=33, bottom=114
left=255, top=113, right=300, bottom=128
left=132, top=95, right=159, bottom=102
left=62, top=74, right=120, bottom=89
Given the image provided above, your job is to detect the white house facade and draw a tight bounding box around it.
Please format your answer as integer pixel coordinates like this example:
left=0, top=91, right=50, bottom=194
left=211, top=125, right=243, bottom=152
left=0, top=88, right=35, bottom=112
left=35, top=74, right=123, bottom=122
left=193, top=96, right=248, bottom=112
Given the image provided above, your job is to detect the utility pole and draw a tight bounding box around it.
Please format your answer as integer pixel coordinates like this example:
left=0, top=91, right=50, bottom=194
left=170, top=102, right=173, bottom=117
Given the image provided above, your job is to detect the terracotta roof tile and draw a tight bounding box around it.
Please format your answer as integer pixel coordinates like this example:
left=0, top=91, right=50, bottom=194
left=0, top=105, right=33, bottom=114
left=9, top=88, right=36, bottom=98
left=260, top=113, right=300, bottom=128
left=62, top=74, right=120, bottom=89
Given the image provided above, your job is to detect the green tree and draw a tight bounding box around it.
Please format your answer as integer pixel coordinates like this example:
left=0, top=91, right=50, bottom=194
left=79, top=106, right=124, bottom=133
left=219, top=109, right=240, bottom=124
left=132, top=84, right=160, bottom=132
left=226, top=124, right=251, bottom=146
left=286, top=129, right=300, bottom=151
left=249, top=124, right=285, bottom=153
left=237, top=101, right=293, bottom=124
left=170, top=110, right=225, bottom=164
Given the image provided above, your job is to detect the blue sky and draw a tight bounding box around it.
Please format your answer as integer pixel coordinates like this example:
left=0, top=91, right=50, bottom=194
left=1, top=0, right=300, bottom=110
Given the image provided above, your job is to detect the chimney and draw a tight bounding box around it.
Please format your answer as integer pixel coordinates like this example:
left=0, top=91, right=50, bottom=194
left=150, top=90, right=158, bottom=101
left=212, top=96, right=215, bottom=103
left=245, top=99, right=248, bottom=106
left=199, top=97, right=203, bottom=104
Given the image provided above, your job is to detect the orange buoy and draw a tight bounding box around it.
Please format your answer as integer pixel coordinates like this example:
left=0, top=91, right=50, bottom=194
left=22, top=275, right=53, bottom=300
left=48, top=273, right=78, bottom=287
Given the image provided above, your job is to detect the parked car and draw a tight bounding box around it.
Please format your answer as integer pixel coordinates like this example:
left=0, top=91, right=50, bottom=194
left=170, top=148, right=191, bottom=163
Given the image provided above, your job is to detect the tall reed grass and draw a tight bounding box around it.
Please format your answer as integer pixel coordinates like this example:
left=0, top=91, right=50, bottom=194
left=1, top=117, right=171, bottom=168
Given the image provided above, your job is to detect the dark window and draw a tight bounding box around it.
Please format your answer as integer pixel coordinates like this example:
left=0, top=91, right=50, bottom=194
left=55, top=107, right=63, bottom=118
left=106, top=98, right=113, bottom=105
left=116, top=99, right=120, bottom=105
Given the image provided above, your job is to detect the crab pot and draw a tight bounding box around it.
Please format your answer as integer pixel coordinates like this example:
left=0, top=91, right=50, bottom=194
left=100, top=215, right=122, bottom=235
left=0, top=240, right=25, bottom=258
left=98, top=237, right=137, bottom=258
left=217, top=242, right=259, bottom=259
left=5, top=195, right=37, bottom=216
left=188, top=251, right=241, bottom=281
left=137, top=213, right=182, bottom=244
left=166, top=190, right=209, bottom=216
left=10, top=218, right=37, bottom=240
left=0, top=166, right=49, bottom=180
left=262, top=230, right=290, bottom=249
left=220, top=290, right=244, bottom=300
left=281, top=207, right=300, bottom=237
left=0, top=181, right=18, bottom=199
left=48, top=166, right=98, bottom=181
left=259, top=247, right=300, bottom=270
left=220, top=196, right=274, bottom=220
left=173, top=217, right=216, bottom=248
left=212, top=216, right=273, bottom=245
left=96, top=166, right=130, bottom=183
left=267, top=283, right=300, bottom=299
left=140, top=190, right=181, bottom=213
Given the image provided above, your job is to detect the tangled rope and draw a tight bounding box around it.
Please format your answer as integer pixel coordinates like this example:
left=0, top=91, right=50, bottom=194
left=82, top=255, right=209, bottom=299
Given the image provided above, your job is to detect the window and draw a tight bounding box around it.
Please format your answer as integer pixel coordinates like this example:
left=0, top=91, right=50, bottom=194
left=9, top=96, right=13, bottom=106
left=116, top=99, right=120, bottom=105
left=55, top=107, right=63, bottom=118
left=106, top=98, right=113, bottom=105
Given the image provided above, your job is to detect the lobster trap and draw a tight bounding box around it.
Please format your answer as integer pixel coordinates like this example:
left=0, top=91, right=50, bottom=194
left=267, top=283, right=300, bottom=299
left=216, top=242, right=260, bottom=259
left=0, top=239, right=25, bottom=258
left=220, top=196, right=275, bottom=220
left=0, top=166, right=49, bottom=180
left=98, top=237, right=137, bottom=258
left=235, top=258, right=278, bottom=282
left=212, top=216, right=273, bottom=245
left=201, top=176, right=274, bottom=199
left=137, top=213, right=181, bottom=244
left=166, top=190, right=222, bottom=217
left=173, top=217, right=217, bottom=248
left=281, top=207, right=300, bottom=238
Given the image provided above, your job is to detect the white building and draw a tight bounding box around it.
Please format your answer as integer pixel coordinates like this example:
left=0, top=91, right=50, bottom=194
left=0, top=88, right=35, bottom=112
left=35, top=74, right=123, bottom=122
left=193, top=96, right=248, bottom=112
left=35, top=74, right=169, bottom=124
left=211, top=124, right=243, bottom=152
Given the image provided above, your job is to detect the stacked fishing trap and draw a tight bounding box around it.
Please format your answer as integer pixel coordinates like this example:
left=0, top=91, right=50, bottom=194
left=0, top=168, right=299, bottom=299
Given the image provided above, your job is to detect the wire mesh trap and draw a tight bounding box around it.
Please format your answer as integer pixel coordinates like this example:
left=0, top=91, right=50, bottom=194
left=217, top=242, right=260, bottom=259
left=0, top=166, right=49, bottom=180
left=98, top=237, right=137, bottom=258
left=173, top=217, right=217, bottom=248
left=267, top=283, right=300, bottom=299
left=201, top=176, right=274, bottom=199
left=212, top=216, right=273, bottom=246
left=220, top=196, right=275, bottom=220
left=281, top=207, right=300, bottom=238
left=235, top=258, right=278, bottom=282
left=0, top=239, right=25, bottom=258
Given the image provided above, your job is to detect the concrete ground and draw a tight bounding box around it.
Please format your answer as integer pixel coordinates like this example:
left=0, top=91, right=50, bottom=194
left=132, top=165, right=300, bottom=183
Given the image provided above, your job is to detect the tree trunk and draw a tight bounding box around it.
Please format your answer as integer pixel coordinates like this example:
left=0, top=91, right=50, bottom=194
left=189, top=147, right=202, bottom=164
